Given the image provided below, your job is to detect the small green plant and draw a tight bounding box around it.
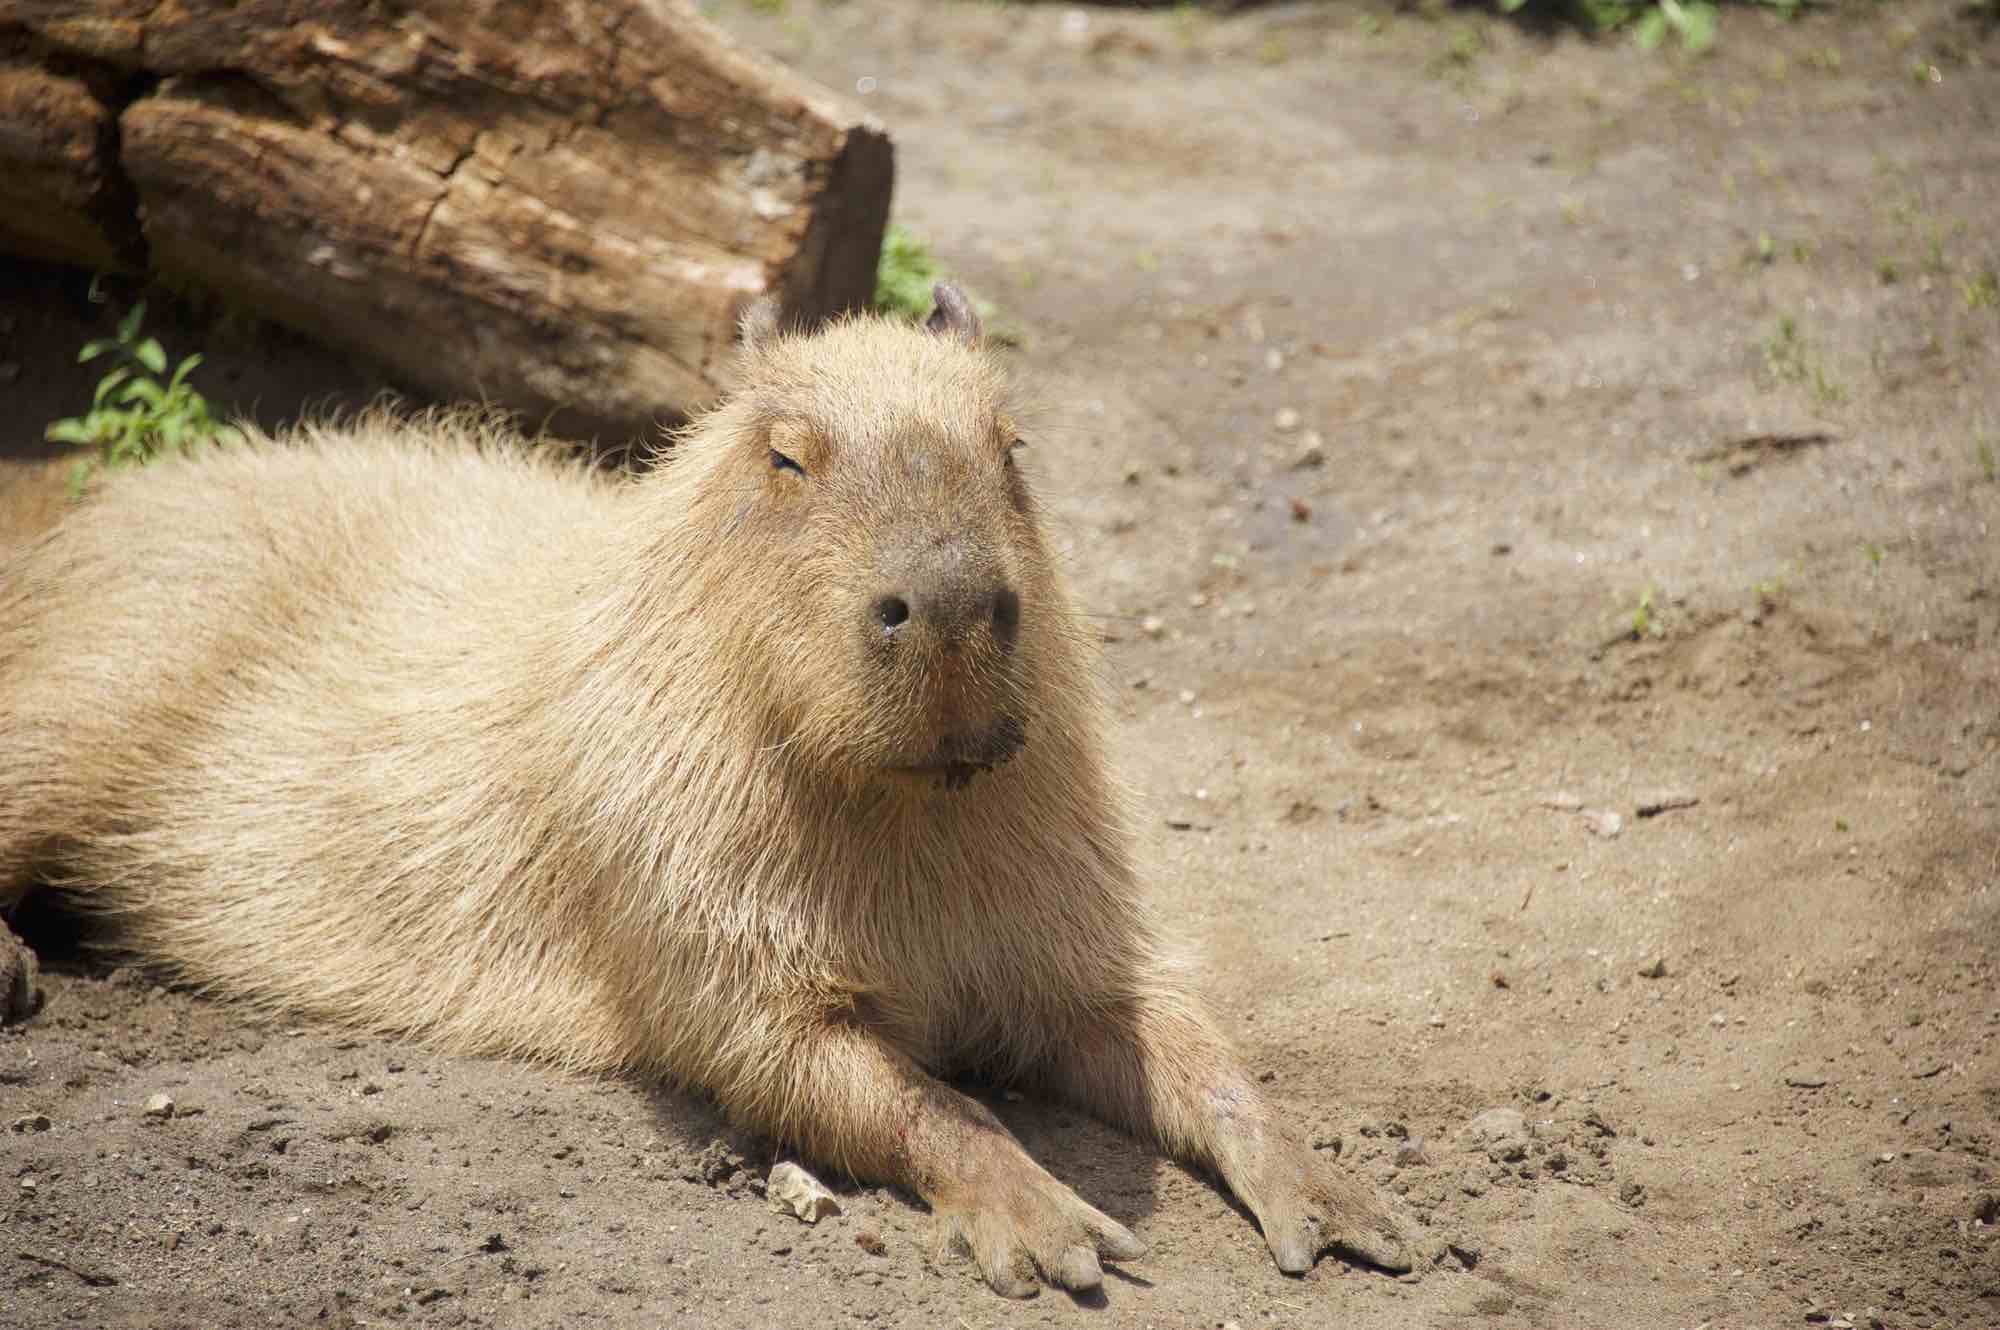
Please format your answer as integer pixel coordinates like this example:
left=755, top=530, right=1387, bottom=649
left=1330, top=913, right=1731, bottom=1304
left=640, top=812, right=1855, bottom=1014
left=1764, top=314, right=1807, bottom=382
left=1964, top=268, right=1999, bottom=311
left=1751, top=564, right=1792, bottom=617
left=46, top=299, right=243, bottom=498
left=1495, top=0, right=1817, bottom=55
left=1978, top=434, right=1997, bottom=483
left=1861, top=540, right=1884, bottom=573
left=1632, top=0, right=1717, bottom=53
left=1762, top=314, right=1842, bottom=404
left=1443, top=24, right=1486, bottom=68
left=873, top=223, right=947, bottom=323
left=1923, top=233, right=1949, bottom=277
left=1630, top=585, right=1666, bottom=638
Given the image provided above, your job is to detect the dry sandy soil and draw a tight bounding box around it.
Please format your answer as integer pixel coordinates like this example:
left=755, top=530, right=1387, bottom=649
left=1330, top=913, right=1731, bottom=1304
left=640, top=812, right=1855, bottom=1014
left=4, top=2, right=1999, bottom=1327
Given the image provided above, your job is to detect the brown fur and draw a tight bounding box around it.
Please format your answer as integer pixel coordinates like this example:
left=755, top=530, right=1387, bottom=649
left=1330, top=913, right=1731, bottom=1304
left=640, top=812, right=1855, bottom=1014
left=0, top=291, right=1409, bottom=1297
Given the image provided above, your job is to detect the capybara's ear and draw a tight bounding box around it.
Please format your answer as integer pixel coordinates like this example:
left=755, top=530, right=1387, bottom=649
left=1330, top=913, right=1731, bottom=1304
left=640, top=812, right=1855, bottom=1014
left=739, top=295, right=782, bottom=352
left=924, top=282, right=982, bottom=347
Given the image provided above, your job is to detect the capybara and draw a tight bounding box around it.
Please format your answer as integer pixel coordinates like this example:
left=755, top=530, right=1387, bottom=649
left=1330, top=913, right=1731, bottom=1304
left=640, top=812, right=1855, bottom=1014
left=0, top=284, right=1410, bottom=1297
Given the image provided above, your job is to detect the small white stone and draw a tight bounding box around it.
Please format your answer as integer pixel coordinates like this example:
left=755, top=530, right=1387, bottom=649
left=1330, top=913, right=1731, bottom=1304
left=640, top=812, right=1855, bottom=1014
left=1582, top=808, right=1623, bottom=838
left=767, top=1162, right=841, bottom=1224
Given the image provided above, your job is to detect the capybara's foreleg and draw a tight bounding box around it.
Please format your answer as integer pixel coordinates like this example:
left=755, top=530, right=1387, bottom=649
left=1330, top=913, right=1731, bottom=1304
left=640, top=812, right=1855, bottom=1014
left=1042, top=990, right=1412, bottom=1276
left=718, top=1018, right=1144, bottom=1298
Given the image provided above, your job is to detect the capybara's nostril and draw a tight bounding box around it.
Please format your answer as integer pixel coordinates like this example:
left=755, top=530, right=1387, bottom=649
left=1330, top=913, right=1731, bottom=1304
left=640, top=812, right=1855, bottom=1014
left=991, top=588, right=1021, bottom=651
left=874, top=595, right=911, bottom=633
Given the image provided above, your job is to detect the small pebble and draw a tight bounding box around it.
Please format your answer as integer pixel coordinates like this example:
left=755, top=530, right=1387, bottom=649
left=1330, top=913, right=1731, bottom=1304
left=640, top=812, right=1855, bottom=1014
left=1582, top=808, right=1623, bottom=838
left=9, top=1113, right=51, bottom=1133
left=142, top=1093, right=175, bottom=1120
left=1140, top=615, right=1165, bottom=639
left=1637, top=957, right=1668, bottom=979
left=1291, top=431, right=1326, bottom=468
left=1460, top=1107, right=1528, bottom=1152
left=1273, top=407, right=1302, bottom=433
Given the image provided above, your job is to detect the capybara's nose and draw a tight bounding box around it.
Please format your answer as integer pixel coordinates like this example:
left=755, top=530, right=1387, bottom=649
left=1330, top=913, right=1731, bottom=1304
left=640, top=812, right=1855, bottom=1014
left=872, top=543, right=1019, bottom=653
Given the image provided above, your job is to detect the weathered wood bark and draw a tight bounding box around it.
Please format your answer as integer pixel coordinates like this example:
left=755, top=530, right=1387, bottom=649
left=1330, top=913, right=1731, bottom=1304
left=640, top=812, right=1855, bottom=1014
left=0, top=3, right=893, bottom=441
left=0, top=61, right=133, bottom=271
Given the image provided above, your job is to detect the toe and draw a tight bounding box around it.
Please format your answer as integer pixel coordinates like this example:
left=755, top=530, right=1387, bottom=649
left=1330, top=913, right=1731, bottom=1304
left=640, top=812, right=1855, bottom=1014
left=1317, top=1167, right=1415, bottom=1273
left=1089, top=1215, right=1148, bottom=1264
left=1330, top=1222, right=1412, bottom=1274
left=1046, top=1243, right=1104, bottom=1292
left=1269, top=1224, right=1316, bottom=1275
left=965, top=1221, right=1040, bottom=1299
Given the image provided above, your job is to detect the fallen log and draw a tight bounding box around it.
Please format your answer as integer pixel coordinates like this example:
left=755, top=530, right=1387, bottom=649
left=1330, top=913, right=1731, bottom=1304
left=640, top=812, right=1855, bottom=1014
left=0, top=3, right=893, bottom=441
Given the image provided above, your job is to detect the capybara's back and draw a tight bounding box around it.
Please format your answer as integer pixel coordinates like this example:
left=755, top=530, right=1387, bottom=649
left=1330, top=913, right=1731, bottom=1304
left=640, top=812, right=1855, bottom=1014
left=0, top=414, right=646, bottom=1062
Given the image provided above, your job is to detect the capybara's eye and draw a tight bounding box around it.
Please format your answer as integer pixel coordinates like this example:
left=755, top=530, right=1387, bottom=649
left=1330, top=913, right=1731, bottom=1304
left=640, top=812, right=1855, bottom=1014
left=770, top=448, right=804, bottom=476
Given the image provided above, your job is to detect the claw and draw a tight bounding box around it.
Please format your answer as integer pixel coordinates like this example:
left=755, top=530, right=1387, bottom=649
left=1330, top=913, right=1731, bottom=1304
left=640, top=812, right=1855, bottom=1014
left=1096, top=1221, right=1148, bottom=1264
left=1271, top=1228, right=1315, bottom=1275
left=988, top=1268, right=1039, bottom=1300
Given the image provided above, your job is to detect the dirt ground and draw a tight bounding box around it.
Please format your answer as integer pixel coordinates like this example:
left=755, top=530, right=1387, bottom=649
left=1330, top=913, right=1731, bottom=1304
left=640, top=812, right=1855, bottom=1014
left=4, top=2, right=1999, bottom=1326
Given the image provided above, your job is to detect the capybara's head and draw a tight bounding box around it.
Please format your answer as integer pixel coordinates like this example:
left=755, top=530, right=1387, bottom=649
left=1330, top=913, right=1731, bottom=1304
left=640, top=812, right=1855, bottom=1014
left=660, top=284, right=1083, bottom=792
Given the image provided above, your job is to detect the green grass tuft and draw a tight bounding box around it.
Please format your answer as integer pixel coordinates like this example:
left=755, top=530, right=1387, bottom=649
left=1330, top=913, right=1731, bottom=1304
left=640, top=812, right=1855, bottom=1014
left=874, top=224, right=950, bottom=323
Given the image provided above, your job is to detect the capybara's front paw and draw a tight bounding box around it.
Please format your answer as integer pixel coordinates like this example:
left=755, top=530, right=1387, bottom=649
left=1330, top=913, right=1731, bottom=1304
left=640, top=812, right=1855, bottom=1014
left=1242, top=1133, right=1413, bottom=1276
left=935, top=1155, right=1147, bottom=1298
